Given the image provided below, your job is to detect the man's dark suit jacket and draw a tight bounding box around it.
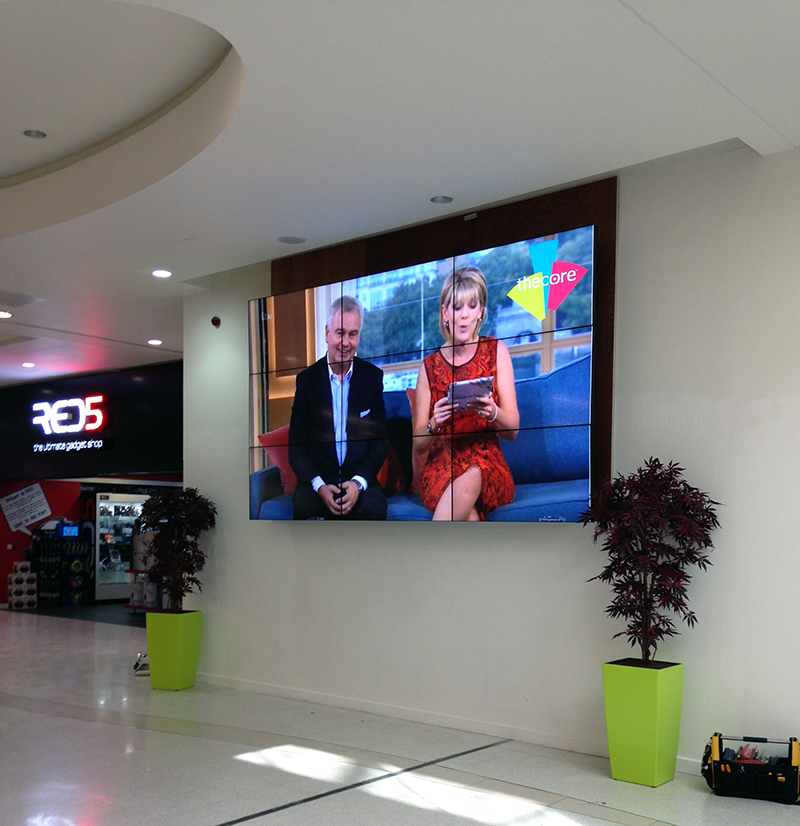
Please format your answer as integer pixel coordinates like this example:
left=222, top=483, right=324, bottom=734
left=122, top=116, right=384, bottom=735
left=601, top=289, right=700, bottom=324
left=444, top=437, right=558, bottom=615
left=288, top=356, right=388, bottom=488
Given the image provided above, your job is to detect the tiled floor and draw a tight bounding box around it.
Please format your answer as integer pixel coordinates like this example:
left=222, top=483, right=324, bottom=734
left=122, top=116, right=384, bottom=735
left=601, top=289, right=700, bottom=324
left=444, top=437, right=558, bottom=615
left=0, top=609, right=794, bottom=826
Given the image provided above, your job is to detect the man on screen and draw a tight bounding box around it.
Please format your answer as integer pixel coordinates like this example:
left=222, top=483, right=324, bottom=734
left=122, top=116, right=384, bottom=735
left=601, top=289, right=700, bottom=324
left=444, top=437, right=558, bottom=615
left=288, top=295, right=388, bottom=520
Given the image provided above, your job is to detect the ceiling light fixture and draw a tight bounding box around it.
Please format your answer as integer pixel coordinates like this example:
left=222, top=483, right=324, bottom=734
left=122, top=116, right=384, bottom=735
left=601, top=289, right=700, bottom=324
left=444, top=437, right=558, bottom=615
left=430, top=195, right=453, bottom=204
left=147, top=339, right=162, bottom=346
left=0, top=311, right=12, bottom=319
left=22, top=362, right=35, bottom=368
left=152, top=269, right=172, bottom=278
left=23, top=130, right=47, bottom=139
left=278, top=236, right=306, bottom=245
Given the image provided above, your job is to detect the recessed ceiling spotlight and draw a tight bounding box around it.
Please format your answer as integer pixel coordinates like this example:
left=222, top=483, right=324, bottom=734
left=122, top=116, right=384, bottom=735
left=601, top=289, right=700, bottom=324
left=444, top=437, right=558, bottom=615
left=278, top=236, right=306, bottom=245
left=22, top=362, right=35, bottom=368
left=147, top=339, right=163, bottom=346
left=0, top=310, right=12, bottom=319
left=152, top=269, right=172, bottom=278
left=23, top=129, right=47, bottom=139
left=430, top=195, right=453, bottom=204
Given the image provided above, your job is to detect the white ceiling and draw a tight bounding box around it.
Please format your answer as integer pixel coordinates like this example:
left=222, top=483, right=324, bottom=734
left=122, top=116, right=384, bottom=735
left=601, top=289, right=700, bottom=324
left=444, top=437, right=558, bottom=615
left=1, top=0, right=798, bottom=387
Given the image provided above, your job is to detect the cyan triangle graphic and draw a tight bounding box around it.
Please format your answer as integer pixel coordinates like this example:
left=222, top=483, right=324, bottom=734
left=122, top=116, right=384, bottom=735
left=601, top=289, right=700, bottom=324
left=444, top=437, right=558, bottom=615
left=529, top=239, right=559, bottom=310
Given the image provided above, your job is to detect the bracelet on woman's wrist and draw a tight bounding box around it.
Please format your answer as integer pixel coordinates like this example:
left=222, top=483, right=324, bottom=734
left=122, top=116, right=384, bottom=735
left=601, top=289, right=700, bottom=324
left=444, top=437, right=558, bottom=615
left=487, top=403, right=498, bottom=424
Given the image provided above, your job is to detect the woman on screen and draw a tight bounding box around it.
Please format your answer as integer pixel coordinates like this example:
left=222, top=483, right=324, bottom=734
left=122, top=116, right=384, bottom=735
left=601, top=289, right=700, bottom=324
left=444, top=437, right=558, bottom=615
left=413, top=267, right=519, bottom=520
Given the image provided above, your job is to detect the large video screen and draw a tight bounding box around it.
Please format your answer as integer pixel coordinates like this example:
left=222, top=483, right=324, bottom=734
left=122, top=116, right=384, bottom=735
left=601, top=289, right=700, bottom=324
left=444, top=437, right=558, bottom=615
left=249, top=226, right=594, bottom=522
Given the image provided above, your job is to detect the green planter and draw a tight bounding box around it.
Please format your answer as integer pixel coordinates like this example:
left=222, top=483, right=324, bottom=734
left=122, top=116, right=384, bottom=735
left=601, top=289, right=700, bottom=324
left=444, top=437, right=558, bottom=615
left=146, top=610, right=202, bottom=690
left=602, top=659, right=684, bottom=786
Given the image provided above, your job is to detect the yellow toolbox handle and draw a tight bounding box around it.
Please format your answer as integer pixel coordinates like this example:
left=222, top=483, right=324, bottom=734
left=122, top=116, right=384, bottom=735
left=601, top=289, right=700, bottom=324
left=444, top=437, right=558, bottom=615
left=711, top=732, right=722, bottom=762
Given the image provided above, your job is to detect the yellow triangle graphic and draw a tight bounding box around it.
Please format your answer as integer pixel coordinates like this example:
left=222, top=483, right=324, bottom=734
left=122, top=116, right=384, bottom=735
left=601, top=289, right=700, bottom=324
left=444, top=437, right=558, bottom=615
left=507, top=274, right=546, bottom=321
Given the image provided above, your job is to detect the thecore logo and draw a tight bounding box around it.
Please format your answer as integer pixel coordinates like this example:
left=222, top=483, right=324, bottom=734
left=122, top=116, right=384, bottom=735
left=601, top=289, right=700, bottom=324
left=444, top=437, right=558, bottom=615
left=32, top=395, right=105, bottom=435
left=507, top=239, right=588, bottom=321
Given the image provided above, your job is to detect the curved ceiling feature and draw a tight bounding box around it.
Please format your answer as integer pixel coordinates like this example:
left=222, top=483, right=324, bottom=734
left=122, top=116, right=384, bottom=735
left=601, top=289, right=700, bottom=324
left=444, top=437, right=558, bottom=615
left=1, top=0, right=799, bottom=386
left=0, top=0, right=243, bottom=237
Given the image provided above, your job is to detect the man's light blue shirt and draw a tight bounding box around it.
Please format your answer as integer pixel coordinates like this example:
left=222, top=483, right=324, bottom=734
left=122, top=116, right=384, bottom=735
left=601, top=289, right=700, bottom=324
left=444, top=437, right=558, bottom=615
left=309, top=356, right=368, bottom=494
left=329, top=357, right=352, bottom=466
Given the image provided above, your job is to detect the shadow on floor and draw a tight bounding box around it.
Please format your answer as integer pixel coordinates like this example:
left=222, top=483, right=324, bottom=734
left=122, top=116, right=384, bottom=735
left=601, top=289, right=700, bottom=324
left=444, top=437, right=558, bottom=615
left=28, top=601, right=147, bottom=627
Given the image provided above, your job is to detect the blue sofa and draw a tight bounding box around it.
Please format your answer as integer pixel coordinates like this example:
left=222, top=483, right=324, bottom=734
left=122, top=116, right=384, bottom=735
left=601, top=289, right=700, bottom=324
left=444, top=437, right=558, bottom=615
left=250, top=354, right=591, bottom=522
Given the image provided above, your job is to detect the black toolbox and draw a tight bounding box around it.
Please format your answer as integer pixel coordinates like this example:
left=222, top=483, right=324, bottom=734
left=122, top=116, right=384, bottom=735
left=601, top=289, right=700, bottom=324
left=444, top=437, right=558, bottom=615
left=702, top=733, right=800, bottom=804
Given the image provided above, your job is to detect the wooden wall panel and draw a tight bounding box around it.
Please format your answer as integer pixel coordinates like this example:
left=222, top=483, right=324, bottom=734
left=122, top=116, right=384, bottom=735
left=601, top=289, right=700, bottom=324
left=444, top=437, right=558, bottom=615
left=364, top=212, right=476, bottom=275
left=271, top=239, right=365, bottom=295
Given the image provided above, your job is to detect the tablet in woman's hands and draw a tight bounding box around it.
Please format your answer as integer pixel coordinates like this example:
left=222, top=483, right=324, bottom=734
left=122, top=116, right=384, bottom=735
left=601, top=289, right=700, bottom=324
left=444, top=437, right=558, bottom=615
left=445, top=376, right=494, bottom=410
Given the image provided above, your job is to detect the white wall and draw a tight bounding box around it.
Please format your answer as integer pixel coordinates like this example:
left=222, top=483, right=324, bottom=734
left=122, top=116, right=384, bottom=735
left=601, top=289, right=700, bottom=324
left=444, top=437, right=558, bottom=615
left=184, top=144, right=800, bottom=772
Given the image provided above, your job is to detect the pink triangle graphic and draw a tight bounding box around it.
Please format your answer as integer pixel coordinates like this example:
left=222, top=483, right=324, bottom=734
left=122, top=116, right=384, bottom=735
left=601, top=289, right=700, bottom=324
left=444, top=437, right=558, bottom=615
left=546, top=262, right=588, bottom=311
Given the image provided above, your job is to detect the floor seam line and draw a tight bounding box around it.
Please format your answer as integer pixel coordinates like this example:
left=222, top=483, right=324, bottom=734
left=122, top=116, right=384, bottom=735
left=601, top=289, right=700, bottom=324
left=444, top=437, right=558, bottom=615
left=211, top=737, right=513, bottom=826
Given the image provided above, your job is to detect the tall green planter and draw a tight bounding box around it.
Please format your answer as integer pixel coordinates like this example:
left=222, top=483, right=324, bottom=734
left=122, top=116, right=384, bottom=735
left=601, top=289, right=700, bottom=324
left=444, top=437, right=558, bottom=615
left=146, top=610, right=202, bottom=690
left=602, top=659, right=684, bottom=786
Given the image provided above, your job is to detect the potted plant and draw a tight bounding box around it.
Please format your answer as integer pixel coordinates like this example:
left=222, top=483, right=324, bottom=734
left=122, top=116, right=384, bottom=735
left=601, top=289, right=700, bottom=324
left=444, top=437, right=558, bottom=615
left=581, top=458, right=719, bottom=786
left=134, top=487, right=217, bottom=690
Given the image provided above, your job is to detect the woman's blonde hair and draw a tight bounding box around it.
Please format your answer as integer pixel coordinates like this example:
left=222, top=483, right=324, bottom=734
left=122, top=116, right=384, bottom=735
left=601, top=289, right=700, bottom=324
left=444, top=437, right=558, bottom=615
left=439, top=267, right=488, bottom=342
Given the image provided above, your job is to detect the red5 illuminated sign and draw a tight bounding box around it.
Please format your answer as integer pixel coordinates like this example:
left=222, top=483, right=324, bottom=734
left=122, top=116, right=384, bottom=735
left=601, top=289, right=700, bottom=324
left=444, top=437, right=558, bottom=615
left=32, top=395, right=105, bottom=435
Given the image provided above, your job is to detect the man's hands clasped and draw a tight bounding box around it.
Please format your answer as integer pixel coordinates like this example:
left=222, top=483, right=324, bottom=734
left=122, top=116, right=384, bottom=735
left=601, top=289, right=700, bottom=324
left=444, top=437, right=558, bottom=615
left=318, top=480, right=360, bottom=516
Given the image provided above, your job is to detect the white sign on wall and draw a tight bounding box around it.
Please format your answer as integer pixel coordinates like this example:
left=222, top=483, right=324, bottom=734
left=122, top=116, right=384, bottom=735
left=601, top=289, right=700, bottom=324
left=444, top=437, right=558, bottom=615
left=0, top=483, right=52, bottom=533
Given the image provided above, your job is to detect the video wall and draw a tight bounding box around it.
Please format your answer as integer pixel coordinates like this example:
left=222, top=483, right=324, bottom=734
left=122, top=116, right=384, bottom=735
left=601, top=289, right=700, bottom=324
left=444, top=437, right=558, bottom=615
left=249, top=223, right=598, bottom=522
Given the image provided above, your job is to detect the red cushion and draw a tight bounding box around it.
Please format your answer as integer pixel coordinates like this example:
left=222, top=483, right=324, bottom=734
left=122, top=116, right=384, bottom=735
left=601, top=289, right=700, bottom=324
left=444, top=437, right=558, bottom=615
left=377, top=442, right=405, bottom=494
left=258, top=426, right=297, bottom=495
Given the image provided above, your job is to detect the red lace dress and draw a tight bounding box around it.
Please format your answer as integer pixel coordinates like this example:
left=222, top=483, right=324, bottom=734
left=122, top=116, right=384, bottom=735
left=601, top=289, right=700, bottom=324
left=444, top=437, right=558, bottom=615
left=420, top=337, right=515, bottom=519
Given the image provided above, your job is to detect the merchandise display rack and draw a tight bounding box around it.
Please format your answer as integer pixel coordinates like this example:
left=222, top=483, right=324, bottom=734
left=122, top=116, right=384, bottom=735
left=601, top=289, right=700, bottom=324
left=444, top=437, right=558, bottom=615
left=124, top=568, right=167, bottom=612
